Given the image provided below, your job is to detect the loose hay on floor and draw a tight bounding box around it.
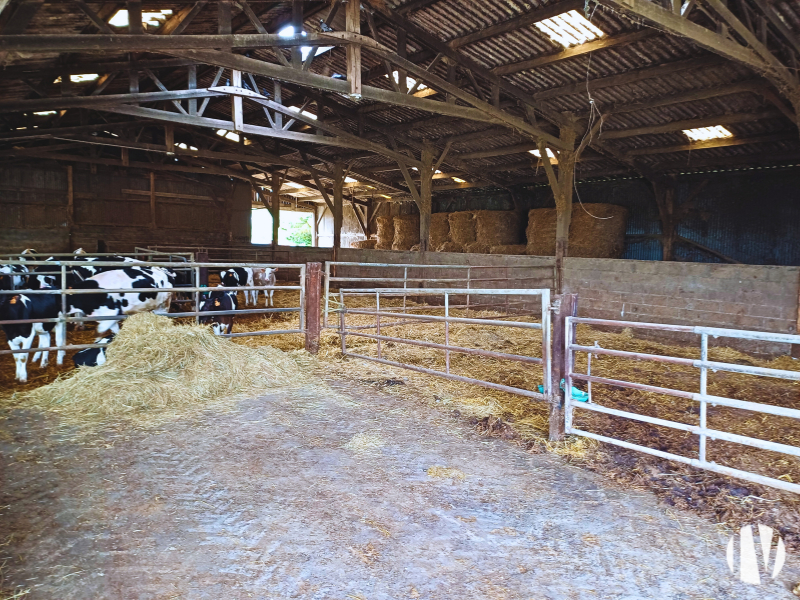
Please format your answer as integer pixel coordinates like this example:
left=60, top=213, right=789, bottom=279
left=21, top=312, right=303, bottom=421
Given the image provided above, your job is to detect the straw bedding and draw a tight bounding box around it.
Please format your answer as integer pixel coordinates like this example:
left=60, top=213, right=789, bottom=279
left=436, top=241, right=463, bottom=253
left=352, top=239, right=377, bottom=249
left=376, top=216, right=394, bottom=250
left=392, top=214, right=420, bottom=250
left=448, top=211, right=476, bottom=245
left=22, top=312, right=301, bottom=420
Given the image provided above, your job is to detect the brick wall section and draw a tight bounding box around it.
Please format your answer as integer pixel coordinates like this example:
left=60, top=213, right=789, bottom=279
left=563, top=257, right=800, bottom=354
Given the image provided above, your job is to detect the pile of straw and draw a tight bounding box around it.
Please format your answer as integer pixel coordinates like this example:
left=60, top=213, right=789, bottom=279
left=464, top=242, right=491, bottom=254
left=437, top=241, right=464, bottom=253
left=352, top=239, right=377, bottom=249
left=490, top=244, right=528, bottom=255
left=430, top=213, right=451, bottom=249
left=23, top=312, right=301, bottom=419
left=475, top=210, right=523, bottom=246
left=526, top=204, right=629, bottom=258
left=376, top=216, right=394, bottom=250
left=448, top=211, right=476, bottom=245
left=392, top=214, right=420, bottom=250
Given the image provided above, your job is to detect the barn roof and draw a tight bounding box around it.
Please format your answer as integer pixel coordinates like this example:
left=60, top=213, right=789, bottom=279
left=0, top=0, right=797, bottom=202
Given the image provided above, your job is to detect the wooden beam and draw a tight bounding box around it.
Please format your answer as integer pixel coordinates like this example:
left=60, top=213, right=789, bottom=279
left=271, top=171, right=281, bottom=248
left=448, top=0, right=583, bottom=48
left=150, top=171, right=157, bottom=228
left=345, top=0, right=361, bottom=97
left=127, top=0, right=143, bottom=35
left=625, top=132, right=795, bottom=156
left=606, top=80, right=765, bottom=114
left=458, top=143, right=538, bottom=160
left=600, top=110, right=781, bottom=139
left=0, top=88, right=224, bottom=113
left=493, top=30, right=654, bottom=76
left=160, top=1, right=209, bottom=36
left=332, top=162, right=344, bottom=251
left=74, top=0, right=114, bottom=34
left=2, top=0, right=43, bottom=34
left=419, top=143, right=434, bottom=251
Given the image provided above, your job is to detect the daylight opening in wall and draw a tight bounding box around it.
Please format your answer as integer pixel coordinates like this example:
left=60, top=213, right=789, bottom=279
left=452, top=177, right=467, bottom=183
left=529, top=148, right=558, bottom=163
left=109, top=9, right=173, bottom=29
left=534, top=10, right=604, bottom=47
left=175, top=142, right=198, bottom=151
left=682, top=125, right=733, bottom=141
left=33, top=111, right=57, bottom=116
left=251, top=208, right=314, bottom=246
left=215, top=129, right=252, bottom=144
left=278, top=25, right=334, bottom=60
left=286, top=106, right=318, bottom=120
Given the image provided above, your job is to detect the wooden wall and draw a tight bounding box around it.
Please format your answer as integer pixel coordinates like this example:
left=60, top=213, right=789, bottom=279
left=0, top=164, right=247, bottom=254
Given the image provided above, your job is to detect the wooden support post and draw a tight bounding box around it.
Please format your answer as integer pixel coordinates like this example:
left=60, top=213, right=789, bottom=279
left=197, top=251, right=209, bottom=287
left=187, top=64, right=197, bottom=116
left=653, top=179, right=677, bottom=261
left=231, top=69, right=243, bottom=131
left=549, top=293, right=578, bottom=442
left=397, top=27, right=407, bottom=93
left=313, top=205, right=319, bottom=247
left=346, top=0, right=362, bottom=97
left=164, top=124, right=174, bottom=153
left=121, top=147, right=129, bottom=166
left=129, top=69, right=139, bottom=94
left=304, top=262, right=322, bottom=354
left=419, top=143, right=435, bottom=252
left=66, top=165, right=74, bottom=248
left=218, top=0, right=232, bottom=34
left=291, top=0, right=303, bottom=67
left=127, top=1, right=143, bottom=34
left=149, top=171, right=157, bottom=229
left=273, top=81, right=282, bottom=129
left=332, top=162, right=344, bottom=255
left=271, top=172, right=281, bottom=249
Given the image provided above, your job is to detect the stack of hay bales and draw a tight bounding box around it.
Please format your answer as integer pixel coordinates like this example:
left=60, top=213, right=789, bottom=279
left=392, top=214, right=420, bottom=250
left=526, top=203, right=628, bottom=258
left=447, top=212, right=476, bottom=251
left=352, top=239, right=377, bottom=249
left=430, top=213, right=450, bottom=249
left=437, top=241, right=463, bottom=253
left=490, top=244, right=528, bottom=255
left=376, top=216, right=394, bottom=250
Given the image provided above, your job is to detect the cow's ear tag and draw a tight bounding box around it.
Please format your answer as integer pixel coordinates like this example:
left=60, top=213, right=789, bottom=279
left=214, top=300, right=221, bottom=306
left=9, top=296, right=17, bottom=304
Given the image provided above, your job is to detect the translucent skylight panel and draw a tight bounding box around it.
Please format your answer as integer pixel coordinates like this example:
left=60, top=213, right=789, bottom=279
left=109, top=9, right=173, bottom=29
left=452, top=177, right=467, bottom=183
left=286, top=106, right=318, bottom=120
left=683, top=125, right=733, bottom=141
left=53, top=74, right=99, bottom=83
left=529, top=148, right=556, bottom=158
left=278, top=25, right=334, bottom=61
left=386, top=70, right=428, bottom=91
left=535, top=10, right=604, bottom=47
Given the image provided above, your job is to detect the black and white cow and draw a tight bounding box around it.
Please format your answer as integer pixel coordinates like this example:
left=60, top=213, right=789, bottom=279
left=72, top=334, right=114, bottom=368
left=220, top=267, right=256, bottom=306
left=0, top=264, right=30, bottom=289
left=199, top=287, right=238, bottom=335
left=66, top=266, right=175, bottom=335
left=253, top=267, right=278, bottom=307
left=0, top=273, right=66, bottom=383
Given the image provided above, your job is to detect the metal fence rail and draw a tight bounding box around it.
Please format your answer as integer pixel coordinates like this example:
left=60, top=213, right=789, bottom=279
left=339, top=287, right=551, bottom=401
left=564, top=316, right=800, bottom=494
left=0, top=259, right=305, bottom=356
left=323, top=261, right=553, bottom=328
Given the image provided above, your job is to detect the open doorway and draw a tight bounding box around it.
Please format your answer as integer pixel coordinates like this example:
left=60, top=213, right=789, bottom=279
left=251, top=208, right=315, bottom=246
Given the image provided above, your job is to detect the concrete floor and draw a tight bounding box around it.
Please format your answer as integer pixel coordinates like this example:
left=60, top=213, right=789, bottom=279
left=1, top=379, right=797, bottom=599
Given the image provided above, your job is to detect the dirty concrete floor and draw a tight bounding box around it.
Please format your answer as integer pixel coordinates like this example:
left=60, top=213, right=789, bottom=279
left=1, top=380, right=798, bottom=600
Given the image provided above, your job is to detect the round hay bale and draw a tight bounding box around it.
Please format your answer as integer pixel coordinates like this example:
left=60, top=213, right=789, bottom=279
left=352, top=239, right=377, bottom=249
left=569, top=204, right=629, bottom=258
left=490, top=244, right=528, bottom=255
left=475, top=210, right=524, bottom=246
left=430, top=212, right=450, bottom=249
left=376, top=215, right=394, bottom=249
left=464, top=241, right=491, bottom=254
left=22, top=312, right=301, bottom=420
left=436, top=241, right=464, bottom=253
left=525, top=204, right=628, bottom=258
left=392, top=214, right=420, bottom=250
left=448, top=211, right=476, bottom=245
left=525, top=208, right=557, bottom=256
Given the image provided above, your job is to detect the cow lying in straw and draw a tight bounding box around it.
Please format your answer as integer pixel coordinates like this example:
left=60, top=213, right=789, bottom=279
left=199, top=288, right=238, bottom=335
left=73, top=334, right=115, bottom=368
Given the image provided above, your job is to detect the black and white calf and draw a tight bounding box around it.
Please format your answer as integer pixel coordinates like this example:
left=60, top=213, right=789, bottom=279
left=0, top=273, right=66, bottom=383
left=199, top=287, right=238, bottom=335
left=66, top=266, right=175, bottom=335
left=72, top=334, right=114, bottom=368
left=220, top=267, right=256, bottom=306
left=0, top=264, right=29, bottom=289
left=253, top=268, right=278, bottom=307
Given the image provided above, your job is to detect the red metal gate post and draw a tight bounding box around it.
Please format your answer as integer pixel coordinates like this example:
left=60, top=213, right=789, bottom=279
left=305, top=262, right=322, bottom=354
left=549, top=293, right=578, bottom=441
